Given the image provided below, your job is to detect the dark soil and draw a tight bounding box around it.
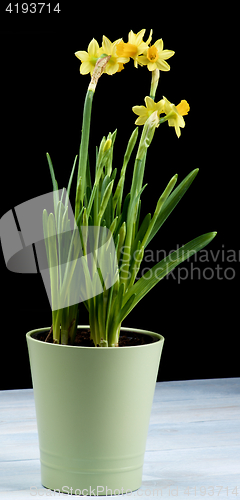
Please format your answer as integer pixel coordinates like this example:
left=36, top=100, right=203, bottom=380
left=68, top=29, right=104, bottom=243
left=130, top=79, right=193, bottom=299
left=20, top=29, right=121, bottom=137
left=31, top=328, right=157, bottom=347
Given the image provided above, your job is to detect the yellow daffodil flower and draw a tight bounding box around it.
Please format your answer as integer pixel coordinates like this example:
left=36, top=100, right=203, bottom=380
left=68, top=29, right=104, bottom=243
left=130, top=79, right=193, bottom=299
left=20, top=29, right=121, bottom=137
left=75, top=39, right=102, bottom=76
left=138, top=39, right=175, bottom=72
left=162, top=97, right=190, bottom=137
left=99, top=36, right=129, bottom=75
left=116, top=29, right=152, bottom=68
left=132, top=96, right=165, bottom=125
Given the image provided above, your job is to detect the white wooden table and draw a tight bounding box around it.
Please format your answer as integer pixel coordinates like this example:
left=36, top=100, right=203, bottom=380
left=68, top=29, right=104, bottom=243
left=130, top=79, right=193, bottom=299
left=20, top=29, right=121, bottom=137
left=0, top=378, right=239, bottom=499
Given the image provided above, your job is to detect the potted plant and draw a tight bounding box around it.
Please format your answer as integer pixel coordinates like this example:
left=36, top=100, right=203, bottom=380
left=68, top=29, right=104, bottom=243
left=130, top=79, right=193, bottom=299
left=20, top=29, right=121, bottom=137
left=2, top=29, right=216, bottom=496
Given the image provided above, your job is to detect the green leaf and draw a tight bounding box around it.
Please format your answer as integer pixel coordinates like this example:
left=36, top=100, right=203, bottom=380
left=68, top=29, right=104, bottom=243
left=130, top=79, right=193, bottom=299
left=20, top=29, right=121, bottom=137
left=75, top=176, right=82, bottom=220
left=46, top=153, right=58, bottom=192
left=42, top=209, right=50, bottom=266
left=86, top=154, right=92, bottom=193
left=122, top=231, right=217, bottom=317
left=46, top=153, right=59, bottom=221
left=117, top=293, right=136, bottom=325
left=98, top=179, right=114, bottom=222
left=112, top=173, right=125, bottom=212
left=100, top=175, right=111, bottom=202
left=47, top=212, right=59, bottom=311
left=122, top=128, right=139, bottom=174
left=132, top=213, right=151, bottom=254
left=145, top=169, right=199, bottom=247
left=114, top=193, right=130, bottom=236
left=66, top=155, right=78, bottom=206
left=116, top=128, right=139, bottom=217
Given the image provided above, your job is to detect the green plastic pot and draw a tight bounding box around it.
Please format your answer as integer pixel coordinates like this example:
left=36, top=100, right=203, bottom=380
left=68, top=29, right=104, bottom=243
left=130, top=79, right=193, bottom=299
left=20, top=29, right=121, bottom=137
left=26, top=326, right=164, bottom=496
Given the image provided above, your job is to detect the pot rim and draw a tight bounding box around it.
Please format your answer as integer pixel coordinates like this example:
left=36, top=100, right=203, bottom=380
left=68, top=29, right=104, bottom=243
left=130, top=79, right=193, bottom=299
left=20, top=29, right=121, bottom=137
left=26, top=325, right=164, bottom=349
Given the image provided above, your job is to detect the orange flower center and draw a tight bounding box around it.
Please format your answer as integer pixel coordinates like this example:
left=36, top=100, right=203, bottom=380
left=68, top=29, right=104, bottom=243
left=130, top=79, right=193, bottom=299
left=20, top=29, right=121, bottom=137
left=176, top=100, right=190, bottom=116
left=116, top=41, right=138, bottom=58
left=147, top=45, right=159, bottom=62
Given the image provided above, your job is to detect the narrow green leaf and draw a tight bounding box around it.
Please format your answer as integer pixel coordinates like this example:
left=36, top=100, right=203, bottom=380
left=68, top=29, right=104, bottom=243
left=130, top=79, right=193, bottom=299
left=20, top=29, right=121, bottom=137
left=46, top=153, right=59, bottom=220
left=142, top=174, right=178, bottom=249
left=109, top=216, right=118, bottom=239
left=47, top=212, right=59, bottom=311
left=42, top=209, right=50, bottom=265
left=66, top=155, right=78, bottom=206
left=46, top=153, right=58, bottom=192
left=86, top=154, right=92, bottom=192
left=107, top=282, right=124, bottom=345
left=117, top=221, right=126, bottom=263
left=132, top=213, right=151, bottom=254
left=145, top=169, right=199, bottom=247
left=116, top=128, right=138, bottom=216
left=117, top=293, right=136, bottom=325
left=98, top=179, right=114, bottom=222
left=75, top=176, right=82, bottom=220
left=122, top=128, right=139, bottom=174
left=100, top=175, right=111, bottom=202
left=112, top=174, right=125, bottom=212
left=123, top=231, right=217, bottom=316
left=114, top=193, right=130, bottom=236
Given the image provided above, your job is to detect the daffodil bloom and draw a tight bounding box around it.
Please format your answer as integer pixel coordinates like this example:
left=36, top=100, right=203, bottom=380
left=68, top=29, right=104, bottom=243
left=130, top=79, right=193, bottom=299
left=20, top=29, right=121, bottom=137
left=138, top=39, right=175, bottom=72
left=75, top=39, right=101, bottom=76
left=161, top=97, right=190, bottom=137
left=116, top=29, right=152, bottom=68
left=132, top=96, right=165, bottom=125
left=99, top=36, right=129, bottom=75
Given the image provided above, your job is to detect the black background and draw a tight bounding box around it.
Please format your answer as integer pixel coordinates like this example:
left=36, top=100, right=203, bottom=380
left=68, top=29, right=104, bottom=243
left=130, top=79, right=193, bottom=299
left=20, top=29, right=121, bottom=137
left=0, top=5, right=238, bottom=389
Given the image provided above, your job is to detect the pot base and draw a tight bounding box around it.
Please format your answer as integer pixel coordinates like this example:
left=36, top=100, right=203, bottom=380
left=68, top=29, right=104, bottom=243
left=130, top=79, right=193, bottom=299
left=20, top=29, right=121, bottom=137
left=41, top=463, right=142, bottom=496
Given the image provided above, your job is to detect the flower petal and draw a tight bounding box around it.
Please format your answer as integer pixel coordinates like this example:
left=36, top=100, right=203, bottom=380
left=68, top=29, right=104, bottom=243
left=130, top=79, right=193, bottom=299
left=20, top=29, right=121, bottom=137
left=132, top=105, right=148, bottom=116
left=145, top=29, right=153, bottom=46
left=161, top=49, right=175, bottom=60
left=145, top=96, right=156, bottom=110
left=133, top=29, right=146, bottom=45
left=75, top=51, right=89, bottom=62
left=155, top=99, right=165, bottom=113
left=88, top=38, right=99, bottom=56
left=147, top=61, right=157, bottom=71
left=105, top=62, right=119, bottom=75
left=117, top=56, right=130, bottom=63
left=135, top=115, right=148, bottom=125
left=102, top=35, right=112, bottom=55
left=137, top=55, right=149, bottom=65
left=80, top=61, right=93, bottom=75
left=156, top=59, right=171, bottom=71
left=154, top=39, right=163, bottom=52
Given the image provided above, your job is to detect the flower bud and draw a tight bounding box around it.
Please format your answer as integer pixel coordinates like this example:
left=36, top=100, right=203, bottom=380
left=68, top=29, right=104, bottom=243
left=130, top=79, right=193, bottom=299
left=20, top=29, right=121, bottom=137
left=103, top=139, right=112, bottom=152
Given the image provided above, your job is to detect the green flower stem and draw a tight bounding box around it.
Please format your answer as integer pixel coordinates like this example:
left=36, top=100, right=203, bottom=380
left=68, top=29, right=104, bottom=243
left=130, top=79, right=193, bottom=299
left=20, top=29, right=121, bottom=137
left=116, top=128, right=139, bottom=217
left=52, top=310, right=61, bottom=344
left=150, top=69, right=160, bottom=101
left=127, top=245, right=144, bottom=290
left=75, top=55, right=111, bottom=220
left=120, top=113, right=158, bottom=290
left=75, top=89, right=94, bottom=217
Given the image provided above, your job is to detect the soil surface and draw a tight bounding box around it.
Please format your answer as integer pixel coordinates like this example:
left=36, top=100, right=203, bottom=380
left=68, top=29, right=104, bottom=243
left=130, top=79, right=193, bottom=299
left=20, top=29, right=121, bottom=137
left=31, top=328, right=157, bottom=347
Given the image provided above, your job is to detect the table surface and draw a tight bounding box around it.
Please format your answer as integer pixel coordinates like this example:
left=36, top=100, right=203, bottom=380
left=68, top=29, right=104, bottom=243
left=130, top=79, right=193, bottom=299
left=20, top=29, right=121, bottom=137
left=0, top=378, right=240, bottom=499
